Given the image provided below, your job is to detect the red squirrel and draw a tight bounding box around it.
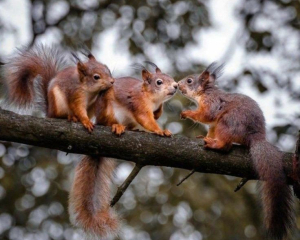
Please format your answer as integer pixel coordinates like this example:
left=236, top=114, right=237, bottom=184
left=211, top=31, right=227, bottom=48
left=178, top=62, right=294, bottom=240
left=2, top=45, right=114, bottom=132
left=69, top=62, right=178, bottom=239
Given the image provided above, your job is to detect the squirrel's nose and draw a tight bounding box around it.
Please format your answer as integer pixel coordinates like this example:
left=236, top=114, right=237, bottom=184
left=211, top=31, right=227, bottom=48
left=110, top=78, right=115, bottom=84
left=173, top=82, right=178, bottom=89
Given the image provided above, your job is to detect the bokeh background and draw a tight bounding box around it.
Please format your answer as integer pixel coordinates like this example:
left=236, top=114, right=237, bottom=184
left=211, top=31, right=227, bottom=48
left=0, top=0, right=300, bottom=239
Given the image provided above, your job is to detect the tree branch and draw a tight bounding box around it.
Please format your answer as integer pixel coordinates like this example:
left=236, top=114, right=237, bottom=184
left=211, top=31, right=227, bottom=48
left=177, top=169, right=195, bottom=186
left=0, top=109, right=294, bottom=181
left=234, top=178, right=249, bottom=192
left=110, top=163, right=144, bottom=207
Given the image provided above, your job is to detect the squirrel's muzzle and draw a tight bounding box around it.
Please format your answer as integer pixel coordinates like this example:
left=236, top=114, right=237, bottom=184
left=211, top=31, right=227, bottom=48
left=168, top=82, right=178, bottom=95
left=178, top=82, right=187, bottom=94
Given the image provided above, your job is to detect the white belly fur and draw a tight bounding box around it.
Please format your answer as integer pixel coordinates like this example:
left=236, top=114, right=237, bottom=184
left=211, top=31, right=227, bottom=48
left=52, top=85, right=69, bottom=115
left=112, top=102, right=144, bottom=130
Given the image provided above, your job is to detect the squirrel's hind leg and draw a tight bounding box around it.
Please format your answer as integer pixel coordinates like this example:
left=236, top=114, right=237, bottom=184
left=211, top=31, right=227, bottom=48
left=207, top=125, right=216, bottom=138
left=203, top=137, right=232, bottom=151
left=196, top=125, right=215, bottom=139
left=203, top=119, right=234, bottom=151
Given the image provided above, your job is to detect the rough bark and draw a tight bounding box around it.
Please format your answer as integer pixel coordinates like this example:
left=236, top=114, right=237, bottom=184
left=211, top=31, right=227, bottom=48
left=0, top=109, right=294, bottom=180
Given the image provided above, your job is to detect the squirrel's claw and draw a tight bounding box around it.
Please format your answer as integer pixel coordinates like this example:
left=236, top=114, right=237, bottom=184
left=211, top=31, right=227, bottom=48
left=82, top=120, right=94, bottom=133
left=203, top=137, right=216, bottom=149
left=196, top=135, right=205, bottom=139
left=163, top=129, right=172, bottom=137
left=154, top=130, right=164, bottom=136
left=154, top=129, right=172, bottom=137
left=68, top=115, right=79, bottom=123
left=180, top=111, right=189, bottom=120
left=112, top=124, right=126, bottom=136
left=72, top=116, right=79, bottom=123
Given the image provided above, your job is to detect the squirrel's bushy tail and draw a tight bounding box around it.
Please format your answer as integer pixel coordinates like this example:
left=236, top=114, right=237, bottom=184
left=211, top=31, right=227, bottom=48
left=2, top=45, right=65, bottom=110
left=69, top=156, right=119, bottom=239
left=250, top=136, right=294, bottom=240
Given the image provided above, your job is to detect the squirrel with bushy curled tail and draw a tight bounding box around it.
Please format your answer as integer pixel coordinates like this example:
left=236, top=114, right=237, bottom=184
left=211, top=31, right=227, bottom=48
left=2, top=45, right=114, bottom=132
left=178, top=62, right=294, bottom=240
left=68, top=62, right=178, bottom=239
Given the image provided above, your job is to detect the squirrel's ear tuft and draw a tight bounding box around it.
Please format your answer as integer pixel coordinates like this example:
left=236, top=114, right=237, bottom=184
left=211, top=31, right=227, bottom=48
left=78, top=44, right=96, bottom=61
left=144, top=61, right=162, bottom=74
left=142, top=69, right=152, bottom=84
left=205, top=62, right=224, bottom=81
left=131, top=63, right=152, bottom=83
left=87, top=53, right=96, bottom=61
left=81, top=50, right=96, bottom=61
left=71, top=52, right=81, bottom=63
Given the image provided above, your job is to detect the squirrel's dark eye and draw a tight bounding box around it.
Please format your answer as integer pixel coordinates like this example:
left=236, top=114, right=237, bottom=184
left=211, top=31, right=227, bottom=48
left=156, top=79, right=163, bottom=85
left=187, top=78, right=193, bottom=84
left=93, top=74, right=100, bottom=80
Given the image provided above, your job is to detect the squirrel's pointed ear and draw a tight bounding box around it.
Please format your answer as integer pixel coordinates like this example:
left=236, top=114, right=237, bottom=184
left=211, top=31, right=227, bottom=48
left=155, top=67, right=162, bottom=74
left=202, top=62, right=224, bottom=84
left=77, top=62, right=87, bottom=75
left=142, top=69, right=152, bottom=84
left=77, top=62, right=87, bottom=81
left=200, top=70, right=215, bottom=87
left=202, top=71, right=210, bottom=82
left=87, top=53, right=96, bottom=61
left=72, top=52, right=87, bottom=81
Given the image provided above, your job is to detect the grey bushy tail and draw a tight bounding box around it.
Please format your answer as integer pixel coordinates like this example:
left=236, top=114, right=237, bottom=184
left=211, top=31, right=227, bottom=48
left=250, top=138, right=294, bottom=240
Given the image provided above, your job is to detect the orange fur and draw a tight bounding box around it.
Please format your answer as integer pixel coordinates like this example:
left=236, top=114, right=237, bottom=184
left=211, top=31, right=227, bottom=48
left=69, top=64, right=177, bottom=239
left=112, top=124, right=126, bottom=136
left=3, top=45, right=64, bottom=109
left=69, top=156, right=119, bottom=238
left=3, top=45, right=114, bottom=132
left=96, top=75, right=177, bottom=136
left=69, top=90, right=94, bottom=132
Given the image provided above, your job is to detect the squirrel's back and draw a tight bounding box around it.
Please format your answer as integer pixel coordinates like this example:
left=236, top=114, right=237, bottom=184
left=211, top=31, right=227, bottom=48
left=114, top=77, right=143, bottom=104
left=214, top=92, right=266, bottom=145
left=96, top=77, right=143, bottom=128
left=114, top=76, right=142, bottom=93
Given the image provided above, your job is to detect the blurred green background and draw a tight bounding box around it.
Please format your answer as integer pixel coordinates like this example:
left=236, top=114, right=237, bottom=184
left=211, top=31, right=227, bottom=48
left=0, top=0, right=300, bottom=239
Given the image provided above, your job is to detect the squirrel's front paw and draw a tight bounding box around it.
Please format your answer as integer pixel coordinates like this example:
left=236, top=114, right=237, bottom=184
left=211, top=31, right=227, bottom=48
left=163, top=129, right=172, bottom=137
left=180, top=111, right=190, bottom=120
left=154, top=129, right=172, bottom=137
left=112, top=124, right=126, bottom=136
left=196, top=135, right=205, bottom=139
left=68, top=115, right=78, bottom=123
left=153, top=130, right=164, bottom=136
left=203, top=137, right=216, bottom=149
left=82, top=120, right=94, bottom=133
